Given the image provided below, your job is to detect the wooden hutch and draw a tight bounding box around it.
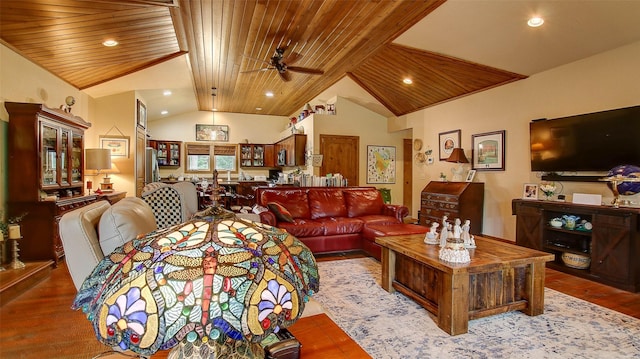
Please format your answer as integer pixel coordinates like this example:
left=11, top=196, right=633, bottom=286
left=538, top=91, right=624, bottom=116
left=5, top=102, right=97, bottom=264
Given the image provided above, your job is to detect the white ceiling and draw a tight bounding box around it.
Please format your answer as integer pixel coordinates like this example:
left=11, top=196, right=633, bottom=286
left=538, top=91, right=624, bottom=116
left=83, top=0, right=640, bottom=122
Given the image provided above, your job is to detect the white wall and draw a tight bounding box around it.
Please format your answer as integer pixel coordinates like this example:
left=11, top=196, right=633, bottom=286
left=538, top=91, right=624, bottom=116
left=401, top=41, right=640, bottom=241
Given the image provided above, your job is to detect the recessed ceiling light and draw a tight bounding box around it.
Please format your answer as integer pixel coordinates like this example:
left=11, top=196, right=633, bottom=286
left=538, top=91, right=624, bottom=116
left=527, top=17, right=544, bottom=27
left=265, top=91, right=274, bottom=97
left=102, top=39, right=118, bottom=47
left=160, top=110, right=168, bottom=115
left=256, top=107, right=263, bottom=111
left=163, top=90, right=172, bottom=96
left=403, top=78, right=413, bottom=85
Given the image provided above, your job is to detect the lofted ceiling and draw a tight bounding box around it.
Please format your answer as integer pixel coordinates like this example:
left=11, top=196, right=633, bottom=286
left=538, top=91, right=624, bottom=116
left=2, top=1, right=640, bottom=120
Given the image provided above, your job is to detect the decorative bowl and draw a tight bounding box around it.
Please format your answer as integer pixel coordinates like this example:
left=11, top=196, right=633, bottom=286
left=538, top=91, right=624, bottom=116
left=550, top=218, right=563, bottom=228
left=561, top=252, right=591, bottom=269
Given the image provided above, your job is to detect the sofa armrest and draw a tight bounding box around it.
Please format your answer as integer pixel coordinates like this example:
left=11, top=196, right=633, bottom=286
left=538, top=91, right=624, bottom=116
left=259, top=211, right=277, bottom=226
left=382, top=204, right=409, bottom=223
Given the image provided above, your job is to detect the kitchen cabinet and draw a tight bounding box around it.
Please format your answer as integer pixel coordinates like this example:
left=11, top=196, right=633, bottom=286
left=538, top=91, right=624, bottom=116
left=149, top=140, right=181, bottom=167
left=240, top=144, right=275, bottom=167
left=275, top=134, right=306, bottom=167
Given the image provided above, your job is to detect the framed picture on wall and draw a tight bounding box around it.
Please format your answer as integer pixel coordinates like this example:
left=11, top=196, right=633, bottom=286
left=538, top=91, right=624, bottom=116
left=439, top=129, right=461, bottom=160
left=366, top=145, right=396, bottom=184
left=196, top=124, right=229, bottom=141
left=472, top=130, right=506, bottom=171
left=136, top=99, right=146, bottom=129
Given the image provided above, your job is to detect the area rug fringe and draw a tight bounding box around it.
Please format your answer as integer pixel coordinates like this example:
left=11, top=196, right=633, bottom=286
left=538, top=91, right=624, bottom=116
left=314, top=257, right=640, bottom=359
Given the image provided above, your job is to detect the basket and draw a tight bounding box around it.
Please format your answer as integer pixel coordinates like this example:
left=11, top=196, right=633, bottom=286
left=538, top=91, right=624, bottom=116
left=561, top=252, right=591, bottom=269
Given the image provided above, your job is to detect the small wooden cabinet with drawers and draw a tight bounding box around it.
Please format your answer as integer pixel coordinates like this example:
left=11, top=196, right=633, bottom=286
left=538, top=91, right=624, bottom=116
left=419, top=181, right=484, bottom=235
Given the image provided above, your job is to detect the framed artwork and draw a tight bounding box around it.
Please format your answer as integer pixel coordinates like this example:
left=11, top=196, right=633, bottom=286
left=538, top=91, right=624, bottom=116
left=465, top=169, right=476, bottom=182
left=523, top=183, right=539, bottom=200
left=367, top=145, right=396, bottom=184
left=100, top=135, right=130, bottom=158
left=439, top=129, right=461, bottom=160
left=472, top=130, right=506, bottom=171
left=196, top=124, right=229, bottom=142
left=136, top=99, right=146, bottom=129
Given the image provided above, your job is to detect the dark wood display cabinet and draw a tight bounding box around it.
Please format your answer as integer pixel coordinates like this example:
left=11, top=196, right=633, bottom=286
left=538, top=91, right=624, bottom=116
left=512, top=199, right=640, bottom=292
left=148, top=139, right=181, bottom=167
left=419, top=181, right=484, bottom=235
left=5, top=102, right=98, bottom=264
left=275, top=134, right=306, bottom=167
left=240, top=144, right=275, bottom=167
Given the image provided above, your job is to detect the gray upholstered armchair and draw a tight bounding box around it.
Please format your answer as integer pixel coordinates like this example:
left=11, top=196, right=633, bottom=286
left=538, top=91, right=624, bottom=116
left=58, top=197, right=157, bottom=290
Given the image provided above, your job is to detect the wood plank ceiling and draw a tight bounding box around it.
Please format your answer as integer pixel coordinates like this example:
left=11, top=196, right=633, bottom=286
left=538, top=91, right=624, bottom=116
left=0, top=0, right=526, bottom=117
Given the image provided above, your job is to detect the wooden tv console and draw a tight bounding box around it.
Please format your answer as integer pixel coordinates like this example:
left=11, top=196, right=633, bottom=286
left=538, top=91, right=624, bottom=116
left=512, top=199, right=640, bottom=292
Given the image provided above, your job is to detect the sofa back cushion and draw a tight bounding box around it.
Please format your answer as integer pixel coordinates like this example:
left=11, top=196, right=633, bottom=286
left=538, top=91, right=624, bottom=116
left=345, top=189, right=384, bottom=217
left=99, top=197, right=157, bottom=255
left=257, top=189, right=310, bottom=219
left=308, top=189, right=348, bottom=219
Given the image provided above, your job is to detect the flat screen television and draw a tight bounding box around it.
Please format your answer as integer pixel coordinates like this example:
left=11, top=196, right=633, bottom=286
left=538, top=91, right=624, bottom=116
left=530, top=105, right=640, bottom=172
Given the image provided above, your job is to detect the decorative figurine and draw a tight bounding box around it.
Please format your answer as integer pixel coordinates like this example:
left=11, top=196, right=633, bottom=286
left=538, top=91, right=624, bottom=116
left=439, top=216, right=449, bottom=247
left=462, top=219, right=476, bottom=248
left=424, top=222, right=439, bottom=244
left=453, top=218, right=462, bottom=239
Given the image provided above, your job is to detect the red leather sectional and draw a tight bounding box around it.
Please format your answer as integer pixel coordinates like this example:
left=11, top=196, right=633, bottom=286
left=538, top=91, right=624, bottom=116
left=255, top=186, right=409, bottom=259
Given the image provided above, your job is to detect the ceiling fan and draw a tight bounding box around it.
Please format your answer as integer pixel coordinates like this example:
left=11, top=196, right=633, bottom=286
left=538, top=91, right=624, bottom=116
left=242, top=47, right=324, bottom=82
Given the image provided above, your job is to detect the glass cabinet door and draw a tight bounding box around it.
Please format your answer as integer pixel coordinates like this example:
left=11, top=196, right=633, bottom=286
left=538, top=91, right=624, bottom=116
left=60, top=129, right=70, bottom=186
left=41, top=124, right=58, bottom=186
left=71, top=132, right=83, bottom=184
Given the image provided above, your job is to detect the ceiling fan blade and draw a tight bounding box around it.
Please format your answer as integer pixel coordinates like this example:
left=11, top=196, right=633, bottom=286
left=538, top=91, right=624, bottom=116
left=279, top=71, right=291, bottom=82
left=287, top=66, right=324, bottom=75
left=283, top=52, right=302, bottom=65
left=242, top=54, right=272, bottom=67
left=240, top=68, right=273, bottom=74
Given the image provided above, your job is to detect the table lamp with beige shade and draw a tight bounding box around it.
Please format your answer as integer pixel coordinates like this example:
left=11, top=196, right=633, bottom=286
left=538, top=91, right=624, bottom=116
left=85, top=148, right=112, bottom=194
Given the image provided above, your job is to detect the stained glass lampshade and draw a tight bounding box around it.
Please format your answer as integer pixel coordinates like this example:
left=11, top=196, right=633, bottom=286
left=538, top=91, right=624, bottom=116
left=72, top=207, right=319, bottom=358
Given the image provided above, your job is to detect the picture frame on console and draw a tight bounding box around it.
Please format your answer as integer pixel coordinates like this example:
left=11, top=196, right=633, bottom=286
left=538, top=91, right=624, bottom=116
left=472, top=130, right=505, bottom=171
left=465, top=169, right=476, bottom=182
left=439, top=129, right=461, bottom=160
left=523, top=183, right=538, bottom=200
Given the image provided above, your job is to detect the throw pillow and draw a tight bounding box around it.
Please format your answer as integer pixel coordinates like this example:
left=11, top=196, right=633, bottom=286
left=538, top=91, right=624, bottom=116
left=267, top=202, right=295, bottom=223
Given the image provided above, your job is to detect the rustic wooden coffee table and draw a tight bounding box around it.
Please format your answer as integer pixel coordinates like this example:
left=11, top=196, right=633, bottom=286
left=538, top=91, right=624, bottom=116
left=376, top=234, right=554, bottom=335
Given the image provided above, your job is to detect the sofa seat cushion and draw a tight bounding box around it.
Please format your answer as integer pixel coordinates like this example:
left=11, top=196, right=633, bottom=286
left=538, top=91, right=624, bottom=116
left=98, top=197, right=157, bottom=255
left=314, top=217, right=364, bottom=236
left=308, top=189, right=348, bottom=219
left=277, top=219, right=326, bottom=238
left=345, top=190, right=384, bottom=217
left=358, top=214, right=401, bottom=227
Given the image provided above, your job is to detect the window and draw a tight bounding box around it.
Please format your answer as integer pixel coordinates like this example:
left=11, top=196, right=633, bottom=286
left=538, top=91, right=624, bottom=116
left=214, top=145, right=238, bottom=172
left=185, top=143, right=211, bottom=173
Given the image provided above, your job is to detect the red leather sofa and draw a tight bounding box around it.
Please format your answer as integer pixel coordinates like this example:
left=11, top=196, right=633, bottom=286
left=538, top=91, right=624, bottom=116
left=255, top=187, right=409, bottom=259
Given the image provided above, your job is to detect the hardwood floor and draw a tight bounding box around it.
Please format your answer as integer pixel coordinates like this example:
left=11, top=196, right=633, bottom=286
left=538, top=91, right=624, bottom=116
left=1, top=251, right=638, bottom=359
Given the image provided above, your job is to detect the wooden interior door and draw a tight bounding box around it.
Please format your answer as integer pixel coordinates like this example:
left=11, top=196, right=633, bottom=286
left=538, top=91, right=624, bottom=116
left=319, top=135, right=359, bottom=186
left=403, top=138, right=412, bottom=214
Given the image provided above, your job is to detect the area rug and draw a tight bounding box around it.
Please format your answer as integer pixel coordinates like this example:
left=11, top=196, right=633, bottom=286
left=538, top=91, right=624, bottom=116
left=313, top=257, right=640, bottom=359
